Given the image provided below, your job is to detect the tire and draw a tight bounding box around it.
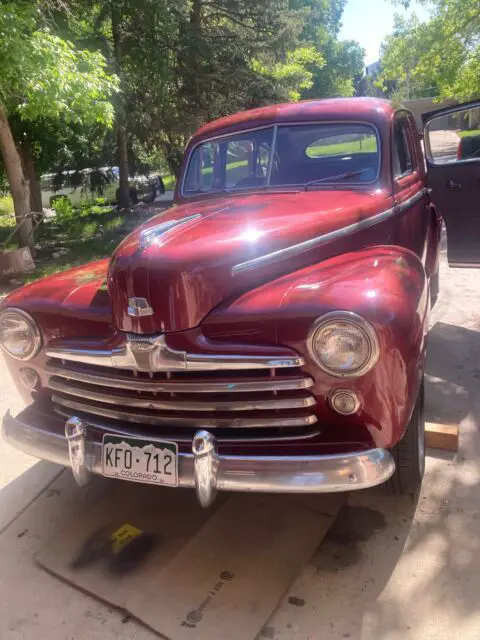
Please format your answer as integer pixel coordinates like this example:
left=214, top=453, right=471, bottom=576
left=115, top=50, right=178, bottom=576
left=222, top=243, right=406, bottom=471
left=385, top=379, right=425, bottom=494
left=430, top=270, right=439, bottom=308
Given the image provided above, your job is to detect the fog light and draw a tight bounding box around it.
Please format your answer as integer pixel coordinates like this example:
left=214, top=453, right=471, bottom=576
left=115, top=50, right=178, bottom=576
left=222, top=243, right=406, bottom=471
left=330, top=389, right=360, bottom=415
left=19, top=367, right=40, bottom=390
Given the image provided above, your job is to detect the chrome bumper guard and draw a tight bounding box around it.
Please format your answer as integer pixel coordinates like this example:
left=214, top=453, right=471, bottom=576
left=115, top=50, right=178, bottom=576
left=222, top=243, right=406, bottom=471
left=2, top=411, right=395, bottom=507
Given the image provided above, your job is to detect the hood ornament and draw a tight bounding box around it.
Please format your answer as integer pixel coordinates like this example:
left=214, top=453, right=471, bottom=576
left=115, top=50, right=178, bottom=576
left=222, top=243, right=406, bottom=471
left=127, top=297, right=154, bottom=317
left=139, top=213, right=202, bottom=249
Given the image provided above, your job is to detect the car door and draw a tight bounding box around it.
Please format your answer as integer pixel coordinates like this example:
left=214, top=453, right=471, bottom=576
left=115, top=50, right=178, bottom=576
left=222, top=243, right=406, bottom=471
left=423, top=101, right=480, bottom=266
left=392, top=110, right=429, bottom=261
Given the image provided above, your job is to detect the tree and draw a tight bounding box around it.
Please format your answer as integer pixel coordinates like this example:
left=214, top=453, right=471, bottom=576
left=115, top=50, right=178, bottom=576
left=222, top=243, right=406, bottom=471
left=114, top=0, right=321, bottom=177
left=0, top=2, right=117, bottom=249
left=30, top=0, right=366, bottom=192
left=300, top=37, right=365, bottom=99
left=378, top=1, right=480, bottom=101
left=118, top=0, right=365, bottom=177
left=289, top=0, right=365, bottom=100
left=7, top=115, right=117, bottom=212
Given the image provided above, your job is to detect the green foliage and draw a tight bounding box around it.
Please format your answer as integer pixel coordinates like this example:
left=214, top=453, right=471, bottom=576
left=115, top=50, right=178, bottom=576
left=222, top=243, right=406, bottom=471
left=91, top=0, right=366, bottom=175
left=0, top=3, right=118, bottom=124
left=1, top=0, right=366, bottom=229
left=262, top=46, right=326, bottom=101
left=52, top=196, right=74, bottom=218
left=0, top=196, right=14, bottom=217
left=378, top=1, right=480, bottom=101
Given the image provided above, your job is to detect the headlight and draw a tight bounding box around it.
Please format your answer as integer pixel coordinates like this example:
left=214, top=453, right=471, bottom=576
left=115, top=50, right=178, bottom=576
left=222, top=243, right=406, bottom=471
left=0, top=308, right=42, bottom=360
left=307, top=311, right=379, bottom=377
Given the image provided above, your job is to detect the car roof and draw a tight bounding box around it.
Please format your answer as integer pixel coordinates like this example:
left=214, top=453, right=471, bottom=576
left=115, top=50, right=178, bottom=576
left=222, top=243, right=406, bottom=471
left=192, top=98, right=395, bottom=142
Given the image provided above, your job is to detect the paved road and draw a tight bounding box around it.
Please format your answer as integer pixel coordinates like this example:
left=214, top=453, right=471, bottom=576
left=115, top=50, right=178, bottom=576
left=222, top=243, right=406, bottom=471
left=0, top=240, right=480, bottom=639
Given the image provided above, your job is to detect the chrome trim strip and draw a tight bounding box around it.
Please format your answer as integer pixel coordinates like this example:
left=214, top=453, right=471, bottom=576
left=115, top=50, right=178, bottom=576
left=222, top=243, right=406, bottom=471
left=53, top=408, right=322, bottom=444
left=232, top=187, right=429, bottom=274
left=46, top=334, right=305, bottom=371
left=2, top=411, right=395, bottom=506
left=395, top=187, right=428, bottom=213
left=51, top=395, right=319, bottom=428
left=48, top=378, right=316, bottom=412
left=232, top=204, right=395, bottom=274
left=46, top=363, right=314, bottom=393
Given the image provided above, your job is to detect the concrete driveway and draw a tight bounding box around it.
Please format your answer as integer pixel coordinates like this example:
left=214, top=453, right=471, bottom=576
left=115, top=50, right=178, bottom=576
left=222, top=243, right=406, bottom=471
left=428, top=130, right=461, bottom=162
left=1, top=242, right=480, bottom=639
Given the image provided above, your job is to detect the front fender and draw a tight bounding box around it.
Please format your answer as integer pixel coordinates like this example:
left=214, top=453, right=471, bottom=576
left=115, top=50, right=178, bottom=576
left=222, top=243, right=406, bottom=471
left=203, top=246, right=428, bottom=449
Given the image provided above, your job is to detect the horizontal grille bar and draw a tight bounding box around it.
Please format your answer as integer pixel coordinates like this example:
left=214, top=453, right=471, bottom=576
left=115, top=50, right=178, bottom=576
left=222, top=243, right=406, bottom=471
left=52, top=395, right=318, bottom=429
left=49, top=377, right=315, bottom=412
left=46, top=362, right=314, bottom=394
left=46, top=334, right=304, bottom=372
left=53, top=406, right=322, bottom=444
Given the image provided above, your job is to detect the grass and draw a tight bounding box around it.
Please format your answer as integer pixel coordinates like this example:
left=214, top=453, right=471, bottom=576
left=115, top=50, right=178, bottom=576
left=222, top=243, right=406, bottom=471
left=0, top=196, right=15, bottom=234
left=307, top=137, right=377, bottom=157
left=458, top=129, right=480, bottom=138
left=0, top=203, right=130, bottom=287
left=163, top=174, right=176, bottom=190
left=18, top=236, right=120, bottom=285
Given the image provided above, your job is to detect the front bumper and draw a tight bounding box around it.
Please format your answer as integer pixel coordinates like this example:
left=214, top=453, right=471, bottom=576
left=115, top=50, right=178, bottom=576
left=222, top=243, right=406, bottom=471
left=2, top=410, right=395, bottom=507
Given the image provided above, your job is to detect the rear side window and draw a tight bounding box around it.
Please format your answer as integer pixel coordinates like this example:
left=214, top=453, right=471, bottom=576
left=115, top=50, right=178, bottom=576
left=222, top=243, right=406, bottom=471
left=393, top=118, right=412, bottom=177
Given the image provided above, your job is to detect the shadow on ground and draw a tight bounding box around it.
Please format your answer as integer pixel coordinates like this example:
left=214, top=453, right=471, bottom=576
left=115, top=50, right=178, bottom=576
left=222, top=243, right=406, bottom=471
left=425, top=320, right=480, bottom=426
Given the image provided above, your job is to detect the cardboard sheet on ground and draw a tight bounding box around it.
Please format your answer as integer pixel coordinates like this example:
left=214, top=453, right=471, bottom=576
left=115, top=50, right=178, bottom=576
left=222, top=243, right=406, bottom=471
left=36, top=482, right=343, bottom=640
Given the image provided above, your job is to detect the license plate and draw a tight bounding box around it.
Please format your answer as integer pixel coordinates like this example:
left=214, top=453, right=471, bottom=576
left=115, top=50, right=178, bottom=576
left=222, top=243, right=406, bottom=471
left=102, top=434, right=178, bottom=487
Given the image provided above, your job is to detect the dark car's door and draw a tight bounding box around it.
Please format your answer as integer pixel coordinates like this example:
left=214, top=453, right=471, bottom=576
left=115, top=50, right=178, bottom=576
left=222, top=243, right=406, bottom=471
left=423, top=100, right=480, bottom=266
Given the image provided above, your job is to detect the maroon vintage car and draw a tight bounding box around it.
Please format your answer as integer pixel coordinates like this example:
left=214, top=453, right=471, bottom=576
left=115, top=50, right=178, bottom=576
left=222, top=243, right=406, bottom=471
left=1, top=98, right=476, bottom=507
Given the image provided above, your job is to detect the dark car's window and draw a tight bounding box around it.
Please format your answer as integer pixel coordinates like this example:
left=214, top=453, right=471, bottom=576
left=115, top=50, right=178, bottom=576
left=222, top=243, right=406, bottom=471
left=393, top=118, right=412, bottom=177
left=182, top=123, right=379, bottom=195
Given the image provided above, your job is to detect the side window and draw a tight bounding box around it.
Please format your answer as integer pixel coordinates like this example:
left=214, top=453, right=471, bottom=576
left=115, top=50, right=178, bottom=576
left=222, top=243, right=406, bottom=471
left=256, top=143, right=270, bottom=177
left=184, top=142, right=218, bottom=192
left=393, top=118, right=412, bottom=177
left=405, top=114, right=420, bottom=171
left=425, top=105, right=480, bottom=164
left=225, top=141, right=251, bottom=187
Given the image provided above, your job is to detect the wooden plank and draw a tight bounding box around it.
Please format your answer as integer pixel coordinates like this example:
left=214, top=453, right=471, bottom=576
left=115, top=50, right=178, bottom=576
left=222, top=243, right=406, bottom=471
left=425, top=422, right=459, bottom=452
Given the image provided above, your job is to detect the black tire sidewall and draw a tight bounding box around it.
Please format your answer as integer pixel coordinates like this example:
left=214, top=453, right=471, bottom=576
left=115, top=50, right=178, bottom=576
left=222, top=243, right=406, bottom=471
left=386, top=379, right=425, bottom=494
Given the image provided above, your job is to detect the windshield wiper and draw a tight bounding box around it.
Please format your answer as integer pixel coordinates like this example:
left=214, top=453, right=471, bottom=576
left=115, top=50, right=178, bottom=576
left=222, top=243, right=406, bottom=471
left=304, top=169, right=370, bottom=189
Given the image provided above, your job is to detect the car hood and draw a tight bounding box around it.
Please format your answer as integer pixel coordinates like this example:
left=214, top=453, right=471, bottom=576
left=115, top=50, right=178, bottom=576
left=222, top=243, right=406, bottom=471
left=108, top=189, right=393, bottom=333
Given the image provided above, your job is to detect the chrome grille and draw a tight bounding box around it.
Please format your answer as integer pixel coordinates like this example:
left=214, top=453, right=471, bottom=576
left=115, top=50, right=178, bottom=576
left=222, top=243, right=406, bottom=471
left=47, top=358, right=318, bottom=440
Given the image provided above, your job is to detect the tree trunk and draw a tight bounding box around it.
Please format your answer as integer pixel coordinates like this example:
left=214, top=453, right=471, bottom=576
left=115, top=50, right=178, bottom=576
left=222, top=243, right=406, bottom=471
left=189, top=0, right=202, bottom=113
left=116, top=120, right=130, bottom=208
left=0, top=104, right=34, bottom=251
left=19, top=142, right=43, bottom=213
left=111, top=3, right=130, bottom=210
left=164, top=139, right=183, bottom=179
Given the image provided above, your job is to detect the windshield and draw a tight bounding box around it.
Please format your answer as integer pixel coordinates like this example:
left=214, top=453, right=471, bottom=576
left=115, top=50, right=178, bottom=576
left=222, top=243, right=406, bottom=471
left=182, top=123, right=379, bottom=196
